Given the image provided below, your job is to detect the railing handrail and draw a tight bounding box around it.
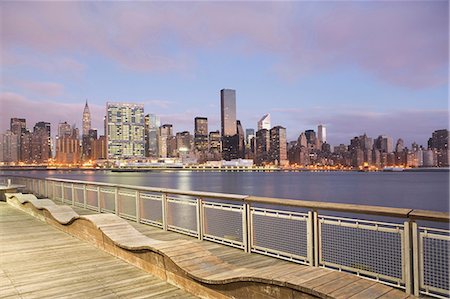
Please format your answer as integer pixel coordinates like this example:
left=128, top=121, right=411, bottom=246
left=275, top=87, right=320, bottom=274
left=3, top=174, right=449, bottom=222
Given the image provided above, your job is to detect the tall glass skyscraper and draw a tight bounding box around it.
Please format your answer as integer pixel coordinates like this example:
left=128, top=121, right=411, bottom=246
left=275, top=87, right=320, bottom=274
left=220, top=89, right=238, bottom=160
left=144, top=114, right=160, bottom=158
left=194, top=117, right=208, bottom=152
left=106, top=102, right=145, bottom=159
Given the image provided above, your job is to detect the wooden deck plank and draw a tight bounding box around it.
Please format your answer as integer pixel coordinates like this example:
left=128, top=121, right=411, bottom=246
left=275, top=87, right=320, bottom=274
left=0, top=203, right=198, bottom=299
left=348, top=282, right=393, bottom=299
left=329, top=278, right=378, bottom=299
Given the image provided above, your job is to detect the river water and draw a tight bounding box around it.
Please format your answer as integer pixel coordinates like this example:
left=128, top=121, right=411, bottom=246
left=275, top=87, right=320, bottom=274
left=2, top=170, right=448, bottom=212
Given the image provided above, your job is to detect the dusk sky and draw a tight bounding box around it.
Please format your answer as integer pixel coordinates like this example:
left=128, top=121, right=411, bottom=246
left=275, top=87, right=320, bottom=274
left=1, top=1, right=448, bottom=146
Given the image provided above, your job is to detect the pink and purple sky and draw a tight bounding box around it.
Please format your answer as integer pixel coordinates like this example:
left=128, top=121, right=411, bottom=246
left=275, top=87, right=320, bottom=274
left=1, top=1, right=448, bottom=146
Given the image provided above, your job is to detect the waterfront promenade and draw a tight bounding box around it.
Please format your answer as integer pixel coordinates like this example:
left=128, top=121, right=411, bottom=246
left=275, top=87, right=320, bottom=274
left=2, top=175, right=449, bottom=298
left=0, top=203, right=198, bottom=299
left=2, top=193, right=418, bottom=299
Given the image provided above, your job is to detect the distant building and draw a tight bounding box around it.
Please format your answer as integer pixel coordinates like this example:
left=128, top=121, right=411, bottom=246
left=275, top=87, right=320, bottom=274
left=374, top=135, right=393, bottom=153
left=31, top=122, right=51, bottom=163
left=257, top=114, right=271, bottom=131
left=144, top=114, right=160, bottom=158
left=208, top=130, right=221, bottom=160
left=255, top=129, right=270, bottom=165
left=0, top=130, right=19, bottom=163
left=422, top=149, right=435, bottom=167
left=428, top=129, right=449, bottom=167
left=106, top=102, right=145, bottom=159
left=82, top=101, right=92, bottom=160
left=245, top=129, right=255, bottom=159
left=82, top=100, right=91, bottom=136
left=194, top=117, right=208, bottom=153
left=92, top=136, right=107, bottom=160
left=10, top=118, right=26, bottom=136
left=236, top=120, right=245, bottom=158
left=176, top=131, right=192, bottom=154
left=55, top=124, right=80, bottom=165
left=159, top=124, right=173, bottom=158
left=317, top=124, right=326, bottom=144
left=220, top=89, right=238, bottom=160
left=270, top=126, right=287, bottom=166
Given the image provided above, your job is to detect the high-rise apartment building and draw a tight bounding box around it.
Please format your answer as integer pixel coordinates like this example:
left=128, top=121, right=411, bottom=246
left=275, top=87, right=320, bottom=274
left=0, top=131, right=19, bottom=163
left=374, top=135, right=393, bottom=153
left=106, top=102, right=145, bottom=159
left=144, top=114, right=160, bottom=158
left=257, top=114, right=271, bottom=131
left=10, top=118, right=26, bottom=136
left=176, top=131, right=192, bottom=154
left=159, top=124, right=173, bottom=158
left=194, top=117, right=208, bottom=152
left=220, top=89, right=238, bottom=160
left=255, top=129, right=270, bottom=165
left=270, top=126, right=287, bottom=166
left=317, top=124, right=326, bottom=144
left=209, top=130, right=221, bottom=160
left=55, top=123, right=80, bottom=165
left=428, top=129, right=449, bottom=166
left=237, top=120, right=245, bottom=158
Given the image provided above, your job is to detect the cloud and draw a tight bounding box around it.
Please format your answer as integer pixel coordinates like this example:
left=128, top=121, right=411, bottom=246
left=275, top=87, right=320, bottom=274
left=20, top=81, right=64, bottom=97
left=143, top=100, right=173, bottom=109
left=0, top=92, right=105, bottom=136
left=2, top=2, right=447, bottom=88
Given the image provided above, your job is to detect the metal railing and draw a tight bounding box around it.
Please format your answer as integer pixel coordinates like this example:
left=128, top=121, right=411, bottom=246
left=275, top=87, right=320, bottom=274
left=7, top=175, right=450, bottom=298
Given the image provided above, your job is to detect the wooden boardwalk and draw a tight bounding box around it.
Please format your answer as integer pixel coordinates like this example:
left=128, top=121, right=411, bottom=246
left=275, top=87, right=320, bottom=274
left=0, top=203, right=198, bottom=299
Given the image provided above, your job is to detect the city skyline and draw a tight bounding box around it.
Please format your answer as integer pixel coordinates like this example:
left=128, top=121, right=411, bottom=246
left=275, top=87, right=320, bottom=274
left=1, top=1, right=448, bottom=147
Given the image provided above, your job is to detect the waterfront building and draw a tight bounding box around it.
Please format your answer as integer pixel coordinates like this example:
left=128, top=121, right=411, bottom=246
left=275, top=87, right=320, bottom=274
left=317, top=124, right=326, bottom=144
left=395, top=138, right=404, bottom=153
left=220, top=89, right=238, bottom=160
left=237, top=120, right=245, bottom=159
left=144, top=114, right=160, bottom=158
left=176, top=131, right=192, bottom=154
left=305, top=130, right=317, bottom=150
left=92, top=135, right=107, bottom=160
left=208, top=130, right=221, bottom=160
left=257, top=114, right=271, bottom=131
left=0, top=130, right=19, bottom=163
left=428, top=129, right=449, bottom=167
left=82, top=101, right=92, bottom=160
left=423, top=149, right=435, bottom=167
left=194, top=117, right=208, bottom=153
left=159, top=124, right=173, bottom=158
left=32, top=122, right=51, bottom=163
left=55, top=124, right=80, bottom=165
left=245, top=129, right=255, bottom=159
left=270, top=126, right=287, bottom=166
left=106, top=102, right=145, bottom=159
left=255, top=129, right=270, bottom=165
left=374, top=135, right=393, bottom=153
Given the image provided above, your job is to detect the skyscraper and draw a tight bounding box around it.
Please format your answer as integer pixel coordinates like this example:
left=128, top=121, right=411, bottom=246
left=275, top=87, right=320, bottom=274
left=159, top=124, right=173, bottom=158
left=106, top=102, right=145, bottom=159
left=255, top=129, right=270, bottom=165
left=428, top=129, right=449, bottom=166
left=220, top=89, right=238, bottom=160
left=31, top=122, right=51, bottom=163
left=257, top=114, right=271, bottom=131
left=10, top=118, right=26, bottom=136
left=194, top=117, right=208, bottom=152
left=144, top=114, right=160, bottom=158
left=55, top=123, right=80, bottom=165
left=82, top=100, right=91, bottom=136
left=270, top=126, right=287, bottom=166
left=236, top=120, right=245, bottom=158
left=317, top=124, right=326, bottom=144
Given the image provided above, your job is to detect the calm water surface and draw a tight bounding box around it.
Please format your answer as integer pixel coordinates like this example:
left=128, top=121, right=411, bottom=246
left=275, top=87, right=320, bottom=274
left=3, top=170, right=449, bottom=212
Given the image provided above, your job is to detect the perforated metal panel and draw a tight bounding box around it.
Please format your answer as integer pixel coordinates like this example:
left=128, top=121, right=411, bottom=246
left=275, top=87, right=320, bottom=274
left=74, top=185, right=84, bottom=206
left=140, top=193, right=163, bottom=227
left=99, top=187, right=115, bottom=213
left=118, top=189, right=136, bottom=220
left=167, top=196, right=198, bottom=236
left=420, top=228, right=450, bottom=298
left=251, top=208, right=309, bottom=263
left=54, top=183, right=62, bottom=200
left=85, top=186, right=98, bottom=210
left=203, top=201, right=243, bottom=248
left=63, top=184, right=72, bottom=204
left=320, top=216, right=404, bottom=284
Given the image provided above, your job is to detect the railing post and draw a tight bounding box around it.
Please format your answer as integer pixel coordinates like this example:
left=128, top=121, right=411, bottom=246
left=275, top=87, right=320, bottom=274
left=197, top=197, right=203, bottom=240
left=71, top=183, right=75, bottom=206
left=135, top=190, right=140, bottom=223
left=162, top=192, right=168, bottom=231
left=115, top=187, right=119, bottom=215
left=52, top=181, right=55, bottom=200
left=242, top=201, right=251, bottom=253
left=411, top=221, right=420, bottom=296
left=307, top=210, right=314, bottom=265
left=313, top=210, right=320, bottom=267
left=97, top=186, right=101, bottom=213
left=404, top=220, right=413, bottom=294
left=83, top=184, right=87, bottom=209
